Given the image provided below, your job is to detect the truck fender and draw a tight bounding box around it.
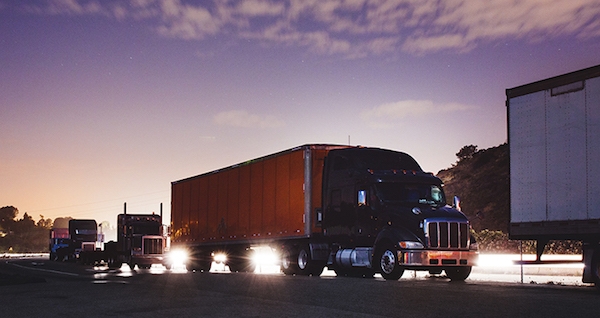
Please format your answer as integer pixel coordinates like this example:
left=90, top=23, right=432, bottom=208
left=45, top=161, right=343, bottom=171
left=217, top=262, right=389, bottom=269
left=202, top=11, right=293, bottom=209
left=373, top=226, right=422, bottom=250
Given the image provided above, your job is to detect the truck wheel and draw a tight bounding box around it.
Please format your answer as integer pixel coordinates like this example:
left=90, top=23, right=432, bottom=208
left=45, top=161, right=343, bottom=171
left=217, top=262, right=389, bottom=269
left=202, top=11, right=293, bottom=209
left=375, top=244, right=404, bottom=280
left=445, top=266, right=472, bottom=281
left=281, top=247, right=297, bottom=275
left=297, top=246, right=324, bottom=276
left=108, top=257, right=122, bottom=269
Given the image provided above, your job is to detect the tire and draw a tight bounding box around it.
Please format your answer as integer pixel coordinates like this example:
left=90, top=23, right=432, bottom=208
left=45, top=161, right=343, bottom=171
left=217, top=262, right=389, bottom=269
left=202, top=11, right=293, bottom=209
left=297, top=245, right=324, bottom=276
left=445, top=266, right=472, bottom=281
left=281, top=245, right=324, bottom=276
left=188, top=252, right=212, bottom=272
left=281, top=247, right=297, bottom=275
left=108, top=256, right=122, bottom=269
left=228, top=249, right=256, bottom=273
left=375, top=243, right=404, bottom=280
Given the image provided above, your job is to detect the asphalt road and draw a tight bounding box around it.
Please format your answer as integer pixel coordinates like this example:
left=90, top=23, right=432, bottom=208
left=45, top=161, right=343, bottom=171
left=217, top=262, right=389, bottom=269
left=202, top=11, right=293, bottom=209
left=1, top=257, right=599, bottom=317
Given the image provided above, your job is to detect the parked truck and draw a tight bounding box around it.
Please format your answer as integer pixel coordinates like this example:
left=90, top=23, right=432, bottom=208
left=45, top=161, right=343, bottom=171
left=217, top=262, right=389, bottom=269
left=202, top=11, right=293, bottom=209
left=170, top=144, right=478, bottom=280
left=50, top=219, right=101, bottom=263
left=507, top=64, right=600, bottom=286
left=105, top=203, right=167, bottom=269
left=49, top=227, right=69, bottom=261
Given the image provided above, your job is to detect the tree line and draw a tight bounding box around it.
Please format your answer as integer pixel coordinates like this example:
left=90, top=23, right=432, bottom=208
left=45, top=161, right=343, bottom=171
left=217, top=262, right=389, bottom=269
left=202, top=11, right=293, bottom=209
left=0, top=206, right=69, bottom=253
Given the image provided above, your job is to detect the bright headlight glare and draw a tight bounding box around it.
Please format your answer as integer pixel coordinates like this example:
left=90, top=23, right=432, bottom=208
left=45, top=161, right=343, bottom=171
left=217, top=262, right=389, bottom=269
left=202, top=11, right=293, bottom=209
left=169, top=250, right=188, bottom=265
left=214, top=253, right=227, bottom=263
left=398, top=241, right=424, bottom=249
left=251, top=248, right=278, bottom=266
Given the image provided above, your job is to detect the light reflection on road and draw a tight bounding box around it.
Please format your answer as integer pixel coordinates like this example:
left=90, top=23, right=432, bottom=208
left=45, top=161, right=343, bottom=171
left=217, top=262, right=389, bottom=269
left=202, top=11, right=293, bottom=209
left=13, top=253, right=590, bottom=287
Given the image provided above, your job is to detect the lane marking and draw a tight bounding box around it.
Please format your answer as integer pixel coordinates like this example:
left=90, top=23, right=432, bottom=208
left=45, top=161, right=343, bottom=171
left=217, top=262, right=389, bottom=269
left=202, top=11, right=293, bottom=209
left=10, top=262, right=80, bottom=277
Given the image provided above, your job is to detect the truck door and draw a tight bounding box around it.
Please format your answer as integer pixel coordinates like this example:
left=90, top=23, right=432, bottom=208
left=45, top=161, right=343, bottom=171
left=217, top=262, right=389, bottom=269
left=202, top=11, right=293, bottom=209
left=355, top=186, right=377, bottom=244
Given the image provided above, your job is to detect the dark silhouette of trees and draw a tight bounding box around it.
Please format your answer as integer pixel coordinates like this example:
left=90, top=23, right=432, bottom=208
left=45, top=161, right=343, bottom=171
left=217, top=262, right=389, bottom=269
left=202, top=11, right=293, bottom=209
left=438, top=143, right=509, bottom=232
left=456, top=145, right=478, bottom=162
left=0, top=206, right=18, bottom=234
left=0, top=206, right=55, bottom=253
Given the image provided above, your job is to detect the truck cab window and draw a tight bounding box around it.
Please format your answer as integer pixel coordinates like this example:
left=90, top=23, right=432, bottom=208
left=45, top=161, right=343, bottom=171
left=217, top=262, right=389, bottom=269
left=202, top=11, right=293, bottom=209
left=376, top=183, right=446, bottom=206
left=358, top=190, right=367, bottom=206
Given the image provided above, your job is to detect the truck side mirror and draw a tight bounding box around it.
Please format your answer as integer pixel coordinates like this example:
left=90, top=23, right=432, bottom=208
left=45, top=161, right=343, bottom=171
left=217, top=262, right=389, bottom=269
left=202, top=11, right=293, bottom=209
left=453, top=196, right=461, bottom=211
left=316, top=208, right=323, bottom=225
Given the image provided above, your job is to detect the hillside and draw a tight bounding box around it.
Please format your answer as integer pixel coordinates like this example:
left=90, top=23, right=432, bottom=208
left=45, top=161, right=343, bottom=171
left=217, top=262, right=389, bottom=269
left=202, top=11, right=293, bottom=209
left=436, top=143, right=509, bottom=232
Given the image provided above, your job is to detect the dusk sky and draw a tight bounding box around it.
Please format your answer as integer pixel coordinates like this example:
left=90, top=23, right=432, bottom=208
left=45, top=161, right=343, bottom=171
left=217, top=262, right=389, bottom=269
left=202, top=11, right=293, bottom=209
left=2, top=0, right=599, bottom=231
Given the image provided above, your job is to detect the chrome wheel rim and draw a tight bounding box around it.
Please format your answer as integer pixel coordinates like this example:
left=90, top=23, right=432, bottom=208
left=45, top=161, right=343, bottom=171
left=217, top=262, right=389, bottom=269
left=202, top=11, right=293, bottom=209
left=298, top=249, right=308, bottom=270
left=380, top=250, right=396, bottom=274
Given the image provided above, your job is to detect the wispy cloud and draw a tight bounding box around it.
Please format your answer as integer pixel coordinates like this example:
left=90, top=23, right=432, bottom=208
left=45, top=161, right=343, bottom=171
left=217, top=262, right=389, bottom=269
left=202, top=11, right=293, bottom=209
left=213, top=110, right=285, bottom=129
left=19, top=0, right=600, bottom=56
left=361, top=100, right=476, bottom=128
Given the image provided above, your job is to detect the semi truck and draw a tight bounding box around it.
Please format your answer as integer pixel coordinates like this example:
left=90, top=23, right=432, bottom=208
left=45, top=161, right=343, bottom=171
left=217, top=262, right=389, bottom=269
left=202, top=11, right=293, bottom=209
left=49, top=227, right=69, bottom=261
left=105, top=203, right=167, bottom=269
left=170, top=144, right=478, bottom=280
left=50, top=219, right=101, bottom=263
left=507, top=64, right=600, bottom=286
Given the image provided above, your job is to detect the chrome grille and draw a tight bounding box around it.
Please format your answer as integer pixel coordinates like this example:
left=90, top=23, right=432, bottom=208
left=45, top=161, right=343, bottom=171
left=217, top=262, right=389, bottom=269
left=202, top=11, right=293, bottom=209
left=143, top=237, right=163, bottom=254
left=426, top=220, right=469, bottom=249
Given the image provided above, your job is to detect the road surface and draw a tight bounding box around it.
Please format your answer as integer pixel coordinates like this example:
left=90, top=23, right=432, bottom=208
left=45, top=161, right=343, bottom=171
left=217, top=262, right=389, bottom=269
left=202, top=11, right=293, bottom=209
left=0, top=256, right=597, bottom=317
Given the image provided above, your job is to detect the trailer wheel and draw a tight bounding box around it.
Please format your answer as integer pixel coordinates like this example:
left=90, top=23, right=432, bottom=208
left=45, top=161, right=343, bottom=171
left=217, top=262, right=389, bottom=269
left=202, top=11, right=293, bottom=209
left=375, top=243, right=404, bottom=280
left=228, top=249, right=256, bottom=273
left=445, top=266, right=472, bottom=281
left=188, top=252, right=212, bottom=272
left=281, top=247, right=297, bottom=275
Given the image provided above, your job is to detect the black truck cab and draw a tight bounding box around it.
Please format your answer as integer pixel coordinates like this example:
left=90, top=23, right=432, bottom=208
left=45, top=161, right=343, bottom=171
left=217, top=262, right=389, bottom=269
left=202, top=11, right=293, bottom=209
left=322, top=147, right=478, bottom=280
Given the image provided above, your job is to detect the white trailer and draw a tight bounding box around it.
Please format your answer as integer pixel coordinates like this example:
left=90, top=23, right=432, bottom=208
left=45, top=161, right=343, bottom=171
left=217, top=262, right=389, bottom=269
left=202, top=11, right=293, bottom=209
left=507, top=64, right=600, bottom=285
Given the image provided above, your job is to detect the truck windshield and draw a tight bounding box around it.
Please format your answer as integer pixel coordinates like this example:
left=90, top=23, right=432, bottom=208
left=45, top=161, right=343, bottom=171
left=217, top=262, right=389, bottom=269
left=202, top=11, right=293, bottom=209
left=132, top=223, right=161, bottom=235
left=375, top=183, right=445, bottom=206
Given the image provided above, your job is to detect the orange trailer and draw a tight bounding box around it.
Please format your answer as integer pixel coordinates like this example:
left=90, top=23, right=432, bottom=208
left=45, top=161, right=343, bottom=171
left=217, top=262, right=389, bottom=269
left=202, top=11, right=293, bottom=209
left=170, top=144, right=477, bottom=279
left=170, top=144, right=348, bottom=272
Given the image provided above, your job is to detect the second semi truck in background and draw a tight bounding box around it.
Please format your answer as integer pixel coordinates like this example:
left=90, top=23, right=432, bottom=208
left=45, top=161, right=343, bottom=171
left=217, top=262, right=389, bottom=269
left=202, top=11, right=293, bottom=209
left=105, top=205, right=167, bottom=269
left=50, top=205, right=168, bottom=268
left=170, top=144, right=478, bottom=280
left=50, top=219, right=98, bottom=262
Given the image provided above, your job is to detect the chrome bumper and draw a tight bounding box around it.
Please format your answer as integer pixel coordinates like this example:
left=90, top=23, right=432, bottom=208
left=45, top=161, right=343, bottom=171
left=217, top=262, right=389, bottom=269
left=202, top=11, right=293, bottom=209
left=401, top=249, right=478, bottom=267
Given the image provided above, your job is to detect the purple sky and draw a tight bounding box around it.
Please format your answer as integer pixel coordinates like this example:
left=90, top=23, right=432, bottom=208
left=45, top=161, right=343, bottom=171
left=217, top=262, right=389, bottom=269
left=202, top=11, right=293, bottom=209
left=1, top=0, right=599, bottom=233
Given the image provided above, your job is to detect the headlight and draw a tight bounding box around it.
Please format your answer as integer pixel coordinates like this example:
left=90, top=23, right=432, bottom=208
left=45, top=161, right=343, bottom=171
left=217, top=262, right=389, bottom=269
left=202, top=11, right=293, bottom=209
left=398, top=241, right=424, bottom=249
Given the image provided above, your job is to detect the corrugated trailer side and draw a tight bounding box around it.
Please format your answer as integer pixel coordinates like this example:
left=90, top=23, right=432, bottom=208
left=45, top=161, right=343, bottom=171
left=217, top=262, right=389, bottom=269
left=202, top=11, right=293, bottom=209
left=507, top=64, right=600, bottom=240
left=171, top=144, right=347, bottom=247
left=506, top=64, right=600, bottom=285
